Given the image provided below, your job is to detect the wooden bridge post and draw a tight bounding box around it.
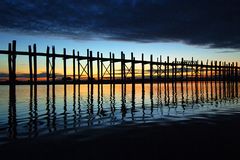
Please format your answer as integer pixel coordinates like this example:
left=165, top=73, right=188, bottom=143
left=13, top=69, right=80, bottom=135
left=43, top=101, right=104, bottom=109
left=236, top=62, right=238, bottom=81
left=167, top=56, right=170, bottom=81
left=191, top=57, right=194, bottom=81
left=12, top=41, right=16, bottom=83
left=63, top=48, right=67, bottom=83
left=150, top=54, right=153, bottom=83
left=101, top=53, right=103, bottom=82
left=97, top=52, right=100, bottom=82
left=200, top=61, right=203, bottom=81
left=223, top=62, right=226, bottom=82
left=52, top=46, right=56, bottom=83
left=215, top=61, right=217, bottom=81
left=121, top=52, right=124, bottom=82
left=195, top=60, right=199, bottom=81
left=219, top=61, right=221, bottom=81
left=112, top=53, right=115, bottom=83
left=90, top=51, right=93, bottom=83
left=206, top=60, right=209, bottom=80
left=77, top=51, right=80, bottom=82
left=28, top=45, right=33, bottom=83
left=131, top=52, right=135, bottom=84
left=87, top=49, right=90, bottom=80
left=110, top=52, right=112, bottom=82
left=73, top=50, right=76, bottom=83
left=123, top=53, right=126, bottom=83
left=8, top=43, right=12, bottom=83
left=210, top=61, right=213, bottom=81
left=181, top=58, right=184, bottom=81
left=142, top=54, right=144, bottom=83
left=160, top=55, right=162, bottom=81
left=33, top=44, right=37, bottom=83
left=174, top=58, right=177, bottom=81
left=46, top=46, right=50, bottom=84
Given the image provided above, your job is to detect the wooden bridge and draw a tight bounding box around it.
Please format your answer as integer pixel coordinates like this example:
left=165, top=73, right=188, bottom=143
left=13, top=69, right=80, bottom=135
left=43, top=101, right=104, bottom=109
left=0, top=40, right=239, bottom=85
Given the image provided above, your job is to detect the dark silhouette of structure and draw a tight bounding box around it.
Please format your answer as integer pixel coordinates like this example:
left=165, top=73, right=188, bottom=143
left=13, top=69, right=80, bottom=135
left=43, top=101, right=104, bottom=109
left=0, top=40, right=239, bottom=85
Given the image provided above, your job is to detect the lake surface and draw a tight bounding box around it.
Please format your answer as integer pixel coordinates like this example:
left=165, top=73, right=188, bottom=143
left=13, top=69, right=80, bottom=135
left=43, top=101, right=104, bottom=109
left=0, top=82, right=239, bottom=144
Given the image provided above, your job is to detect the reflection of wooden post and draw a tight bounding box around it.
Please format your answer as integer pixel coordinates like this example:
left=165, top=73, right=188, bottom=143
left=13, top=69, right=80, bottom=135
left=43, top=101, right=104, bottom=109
left=142, top=54, right=144, bottom=83
left=46, top=46, right=50, bottom=84
left=52, top=46, right=56, bottom=83
left=29, top=45, right=33, bottom=83
left=33, top=44, right=37, bottom=83
left=63, top=48, right=67, bottom=83
left=73, top=50, right=76, bottom=83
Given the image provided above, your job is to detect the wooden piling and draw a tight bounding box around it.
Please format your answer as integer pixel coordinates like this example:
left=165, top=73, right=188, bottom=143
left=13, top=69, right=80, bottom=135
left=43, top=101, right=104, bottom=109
left=181, top=58, right=184, bottom=80
left=8, top=43, right=12, bottom=82
left=150, top=55, right=153, bottom=83
left=97, top=52, right=100, bottom=82
left=46, top=46, right=50, bottom=84
left=142, top=54, right=144, bottom=83
left=33, top=44, right=37, bottom=83
left=110, top=52, right=112, bottom=82
left=167, top=56, right=170, bottom=81
left=101, top=53, right=103, bottom=82
left=52, top=46, right=56, bottom=83
left=28, top=45, right=33, bottom=83
left=90, top=51, right=93, bottom=83
left=112, top=53, right=115, bottom=83
left=73, top=50, right=76, bottom=83
left=63, top=48, right=67, bottom=83
left=131, top=52, right=135, bottom=84
left=12, top=41, right=16, bottom=83
left=77, top=51, right=80, bottom=82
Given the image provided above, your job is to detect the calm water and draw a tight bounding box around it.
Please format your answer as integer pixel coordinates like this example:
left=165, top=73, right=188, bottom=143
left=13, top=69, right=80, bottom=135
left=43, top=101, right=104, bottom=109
left=0, top=82, right=239, bottom=144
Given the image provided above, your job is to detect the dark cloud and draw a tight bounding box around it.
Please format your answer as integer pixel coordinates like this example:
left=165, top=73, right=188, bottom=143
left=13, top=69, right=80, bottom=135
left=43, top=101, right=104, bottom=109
left=0, top=0, right=240, bottom=48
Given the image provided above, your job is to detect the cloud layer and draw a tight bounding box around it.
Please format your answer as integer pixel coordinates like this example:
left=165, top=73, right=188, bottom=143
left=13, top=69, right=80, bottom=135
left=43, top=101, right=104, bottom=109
left=1, top=0, right=240, bottom=48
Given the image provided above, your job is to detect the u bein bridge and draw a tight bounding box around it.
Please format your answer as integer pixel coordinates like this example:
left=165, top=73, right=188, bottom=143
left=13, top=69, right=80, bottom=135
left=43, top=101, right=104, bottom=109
left=1, top=40, right=240, bottom=85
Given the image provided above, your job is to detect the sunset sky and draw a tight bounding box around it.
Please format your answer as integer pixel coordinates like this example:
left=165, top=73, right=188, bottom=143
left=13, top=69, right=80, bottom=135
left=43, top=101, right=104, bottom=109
left=0, top=0, right=240, bottom=78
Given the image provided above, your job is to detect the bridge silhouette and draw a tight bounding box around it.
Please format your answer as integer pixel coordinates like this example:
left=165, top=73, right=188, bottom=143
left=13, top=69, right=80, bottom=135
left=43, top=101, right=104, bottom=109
left=0, top=40, right=239, bottom=85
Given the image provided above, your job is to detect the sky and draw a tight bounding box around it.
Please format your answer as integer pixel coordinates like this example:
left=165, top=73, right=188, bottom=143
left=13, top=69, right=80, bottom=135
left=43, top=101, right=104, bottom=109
left=0, top=0, right=240, bottom=79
